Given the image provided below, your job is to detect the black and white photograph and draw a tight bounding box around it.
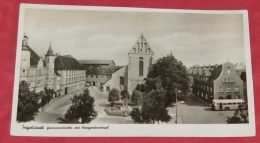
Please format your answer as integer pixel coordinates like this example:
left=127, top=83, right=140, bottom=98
left=11, top=4, right=255, bottom=137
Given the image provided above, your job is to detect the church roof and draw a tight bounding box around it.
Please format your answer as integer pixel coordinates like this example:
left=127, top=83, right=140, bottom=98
left=55, top=55, right=85, bottom=70
left=128, top=34, right=154, bottom=55
left=78, top=60, right=115, bottom=66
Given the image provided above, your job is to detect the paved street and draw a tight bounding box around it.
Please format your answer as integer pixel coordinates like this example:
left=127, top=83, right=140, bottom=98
left=175, top=94, right=234, bottom=124
left=31, top=86, right=133, bottom=124
left=30, top=87, right=235, bottom=124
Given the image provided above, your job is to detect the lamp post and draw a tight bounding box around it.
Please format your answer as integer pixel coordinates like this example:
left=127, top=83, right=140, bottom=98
left=175, top=89, right=181, bottom=124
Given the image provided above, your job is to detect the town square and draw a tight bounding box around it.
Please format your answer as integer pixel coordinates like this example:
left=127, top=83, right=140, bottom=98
left=15, top=6, right=250, bottom=125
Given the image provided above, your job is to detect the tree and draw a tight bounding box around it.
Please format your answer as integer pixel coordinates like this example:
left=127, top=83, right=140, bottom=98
left=131, top=90, right=142, bottom=105
left=17, top=81, right=39, bottom=122
left=121, top=90, right=130, bottom=100
left=63, top=89, right=97, bottom=123
left=108, top=88, right=120, bottom=106
left=130, top=90, right=171, bottom=124
left=130, top=108, right=142, bottom=123
left=227, top=104, right=249, bottom=124
left=145, top=54, right=190, bottom=106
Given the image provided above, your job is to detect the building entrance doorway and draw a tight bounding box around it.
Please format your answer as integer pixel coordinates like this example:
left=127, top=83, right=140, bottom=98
left=219, top=103, right=223, bottom=110
left=65, top=87, right=68, bottom=94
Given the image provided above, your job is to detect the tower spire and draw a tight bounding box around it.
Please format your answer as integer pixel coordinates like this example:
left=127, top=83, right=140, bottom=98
left=45, top=41, right=54, bottom=56
left=22, top=33, right=29, bottom=47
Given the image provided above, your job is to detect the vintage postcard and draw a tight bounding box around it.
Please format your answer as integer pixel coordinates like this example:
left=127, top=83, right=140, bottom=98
left=11, top=4, right=255, bottom=137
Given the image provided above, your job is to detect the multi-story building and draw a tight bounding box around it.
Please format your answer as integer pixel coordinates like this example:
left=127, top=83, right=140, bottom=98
left=20, top=34, right=60, bottom=93
left=188, top=62, right=245, bottom=103
left=19, top=34, right=85, bottom=96
left=54, top=55, right=86, bottom=95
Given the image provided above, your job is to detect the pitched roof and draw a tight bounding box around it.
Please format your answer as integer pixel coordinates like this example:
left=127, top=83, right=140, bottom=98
left=86, top=66, right=124, bottom=75
left=208, top=65, right=222, bottom=82
left=55, top=55, right=85, bottom=70
left=78, top=60, right=115, bottom=66
left=203, top=68, right=212, bottom=76
left=22, top=34, right=46, bottom=67
left=128, top=34, right=154, bottom=55
left=54, top=70, right=61, bottom=76
left=26, top=46, right=43, bottom=66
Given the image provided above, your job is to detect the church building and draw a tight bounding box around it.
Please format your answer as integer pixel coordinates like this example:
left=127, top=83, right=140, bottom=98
left=83, top=34, right=154, bottom=94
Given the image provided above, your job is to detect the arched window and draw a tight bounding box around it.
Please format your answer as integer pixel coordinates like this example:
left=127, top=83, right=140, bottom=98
left=120, top=76, right=124, bottom=85
left=139, top=57, right=144, bottom=76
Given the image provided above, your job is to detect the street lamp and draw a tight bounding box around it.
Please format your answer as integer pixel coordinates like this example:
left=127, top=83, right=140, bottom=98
left=175, top=89, right=181, bottom=124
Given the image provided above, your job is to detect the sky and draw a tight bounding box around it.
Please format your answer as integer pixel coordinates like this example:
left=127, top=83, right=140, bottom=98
left=23, top=7, right=246, bottom=67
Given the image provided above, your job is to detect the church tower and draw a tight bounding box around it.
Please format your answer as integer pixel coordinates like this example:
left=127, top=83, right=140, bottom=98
left=45, top=42, right=55, bottom=89
left=127, top=34, right=154, bottom=94
left=20, top=34, right=31, bottom=81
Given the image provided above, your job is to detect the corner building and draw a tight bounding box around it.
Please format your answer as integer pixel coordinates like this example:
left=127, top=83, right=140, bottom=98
left=188, top=62, right=245, bottom=103
left=19, top=34, right=85, bottom=96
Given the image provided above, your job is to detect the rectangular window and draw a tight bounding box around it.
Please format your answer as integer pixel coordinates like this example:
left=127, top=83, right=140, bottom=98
left=226, top=87, right=231, bottom=93
left=218, top=87, right=223, bottom=92
left=234, top=87, right=239, bottom=92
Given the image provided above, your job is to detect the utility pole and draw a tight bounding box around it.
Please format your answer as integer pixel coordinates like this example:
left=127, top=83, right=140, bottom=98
left=175, top=89, right=178, bottom=124
left=175, top=89, right=181, bottom=124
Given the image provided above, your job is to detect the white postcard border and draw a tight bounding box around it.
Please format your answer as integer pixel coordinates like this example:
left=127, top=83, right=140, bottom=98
left=10, top=4, right=255, bottom=137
